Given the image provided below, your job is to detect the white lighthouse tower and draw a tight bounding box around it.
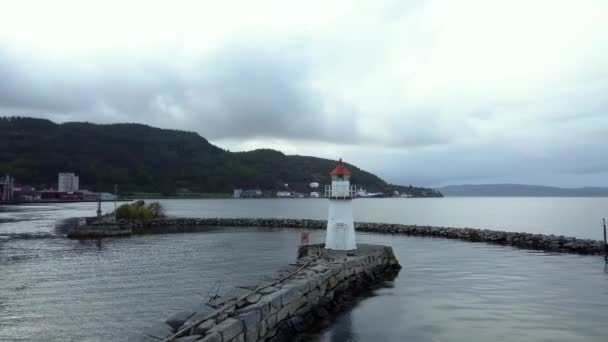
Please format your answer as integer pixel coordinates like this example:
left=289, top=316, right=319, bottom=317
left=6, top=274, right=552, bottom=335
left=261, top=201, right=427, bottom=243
left=324, top=159, right=357, bottom=250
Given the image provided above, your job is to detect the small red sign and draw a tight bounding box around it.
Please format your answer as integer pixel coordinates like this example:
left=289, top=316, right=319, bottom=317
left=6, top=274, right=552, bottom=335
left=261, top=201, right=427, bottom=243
left=300, top=232, right=310, bottom=245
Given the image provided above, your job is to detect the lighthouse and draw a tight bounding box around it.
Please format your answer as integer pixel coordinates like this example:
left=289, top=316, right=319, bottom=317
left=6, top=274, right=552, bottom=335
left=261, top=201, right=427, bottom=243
left=324, top=159, right=357, bottom=250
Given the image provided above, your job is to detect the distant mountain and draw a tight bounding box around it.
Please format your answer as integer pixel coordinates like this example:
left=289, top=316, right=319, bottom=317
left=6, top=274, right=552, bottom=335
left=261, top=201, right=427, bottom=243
left=0, top=116, right=442, bottom=197
left=438, top=184, right=608, bottom=197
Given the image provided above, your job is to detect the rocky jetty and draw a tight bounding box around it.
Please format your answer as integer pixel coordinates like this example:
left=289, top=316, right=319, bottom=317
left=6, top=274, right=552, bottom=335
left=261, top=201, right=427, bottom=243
left=67, top=217, right=607, bottom=255
left=109, top=217, right=606, bottom=255
left=134, top=244, right=400, bottom=342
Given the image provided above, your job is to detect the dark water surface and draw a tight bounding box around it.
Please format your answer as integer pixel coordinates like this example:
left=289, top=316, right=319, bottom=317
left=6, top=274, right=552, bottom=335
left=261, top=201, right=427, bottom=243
left=1, top=199, right=608, bottom=341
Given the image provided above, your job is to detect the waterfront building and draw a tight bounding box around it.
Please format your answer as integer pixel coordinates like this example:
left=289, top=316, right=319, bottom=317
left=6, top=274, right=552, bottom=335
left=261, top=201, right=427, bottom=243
left=241, top=189, right=262, bottom=198
left=324, top=159, right=357, bottom=250
left=233, top=189, right=242, bottom=198
left=0, top=175, right=15, bottom=201
left=276, top=191, right=291, bottom=197
left=58, top=173, right=79, bottom=192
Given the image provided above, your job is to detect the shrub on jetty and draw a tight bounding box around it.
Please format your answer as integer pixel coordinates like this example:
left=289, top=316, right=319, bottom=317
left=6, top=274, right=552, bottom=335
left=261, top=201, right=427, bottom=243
left=115, top=201, right=165, bottom=220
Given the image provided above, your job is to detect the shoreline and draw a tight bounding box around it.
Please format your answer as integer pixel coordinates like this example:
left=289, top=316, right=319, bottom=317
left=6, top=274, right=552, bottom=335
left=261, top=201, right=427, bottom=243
left=67, top=217, right=607, bottom=256
left=1, top=199, right=132, bottom=205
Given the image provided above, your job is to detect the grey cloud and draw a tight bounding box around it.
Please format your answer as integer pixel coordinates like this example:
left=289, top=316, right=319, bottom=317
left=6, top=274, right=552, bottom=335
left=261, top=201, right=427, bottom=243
left=0, top=44, right=361, bottom=145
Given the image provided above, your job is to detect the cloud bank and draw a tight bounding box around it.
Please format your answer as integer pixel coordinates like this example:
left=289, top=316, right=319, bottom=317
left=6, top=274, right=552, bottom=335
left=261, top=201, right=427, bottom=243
left=1, top=0, right=607, bottom=186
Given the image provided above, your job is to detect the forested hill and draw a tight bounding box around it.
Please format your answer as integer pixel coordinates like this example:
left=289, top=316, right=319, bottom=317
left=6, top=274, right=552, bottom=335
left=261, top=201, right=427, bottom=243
left=0, top=117, right=441, bottom=197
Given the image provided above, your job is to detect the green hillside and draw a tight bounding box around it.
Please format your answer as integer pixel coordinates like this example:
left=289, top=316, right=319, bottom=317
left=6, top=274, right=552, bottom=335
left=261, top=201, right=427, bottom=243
left=0, top=116, right=442, bottom=197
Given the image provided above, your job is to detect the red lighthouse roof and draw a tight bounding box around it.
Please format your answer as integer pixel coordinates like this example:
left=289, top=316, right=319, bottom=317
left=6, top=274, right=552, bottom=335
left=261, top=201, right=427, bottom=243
left=330, top=159, right=351, bottom=176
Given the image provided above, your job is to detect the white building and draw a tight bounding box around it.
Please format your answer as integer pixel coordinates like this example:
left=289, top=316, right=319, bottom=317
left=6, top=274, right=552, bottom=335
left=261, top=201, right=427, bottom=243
left=0, top=175, right=14, bottom=201
left=276, top=191, right=291, bottom=197
left=58, top=173, right=79, bottom=192
left=324, top=159, right=357, bottom=250
left=233, top=189, right=243, bottom=198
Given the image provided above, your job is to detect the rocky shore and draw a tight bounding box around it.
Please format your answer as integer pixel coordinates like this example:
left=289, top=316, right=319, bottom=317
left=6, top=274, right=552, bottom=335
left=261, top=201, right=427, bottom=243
left=134, top=244, right=400, bottom=342
left=69, top=217, right=607, bottom=255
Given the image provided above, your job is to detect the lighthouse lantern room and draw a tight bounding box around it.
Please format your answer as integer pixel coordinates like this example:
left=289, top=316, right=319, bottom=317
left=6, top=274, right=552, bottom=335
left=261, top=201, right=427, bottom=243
left=324, top=159, right=357, bottom=250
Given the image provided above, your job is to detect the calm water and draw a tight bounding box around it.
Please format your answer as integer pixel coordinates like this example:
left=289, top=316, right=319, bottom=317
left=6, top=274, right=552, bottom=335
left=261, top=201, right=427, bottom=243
left=1, top=198, right=608, bottom=341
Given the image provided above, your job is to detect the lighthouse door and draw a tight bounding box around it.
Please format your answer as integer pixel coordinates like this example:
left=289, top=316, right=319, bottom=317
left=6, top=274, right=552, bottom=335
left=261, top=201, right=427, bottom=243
left=335, top=222, right=347, bottom=250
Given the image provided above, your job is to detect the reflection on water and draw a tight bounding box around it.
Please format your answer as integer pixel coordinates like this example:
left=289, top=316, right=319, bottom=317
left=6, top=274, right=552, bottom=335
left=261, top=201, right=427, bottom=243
left=318, top=234, right=608, bottom=342
left=1, top=200, right=608, bottom=341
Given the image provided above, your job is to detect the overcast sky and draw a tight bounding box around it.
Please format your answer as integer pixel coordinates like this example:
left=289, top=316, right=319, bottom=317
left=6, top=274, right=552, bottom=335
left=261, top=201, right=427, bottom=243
left=1, top=0, right=607, bottom=187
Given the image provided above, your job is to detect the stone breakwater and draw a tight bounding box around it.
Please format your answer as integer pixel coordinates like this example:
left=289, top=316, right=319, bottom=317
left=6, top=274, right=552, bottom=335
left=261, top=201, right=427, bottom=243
left=81, top=217, right=607, bottom=255
left=134, top=244, right=400, bottom=342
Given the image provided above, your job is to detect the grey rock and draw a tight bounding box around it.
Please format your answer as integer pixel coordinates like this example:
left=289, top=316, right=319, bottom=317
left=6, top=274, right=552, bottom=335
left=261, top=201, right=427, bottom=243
left=245, top=293, right=262, bottom=304
left=289, top=315, right=306, bottom=332
left=261, top=290, right=284, bottom=313
left=166, top=311, right=196, bottom=330
left=266, top=313, right=278, bottom=330
left=285, top=297, right=308, bottom=316
left=175, top=335, right=203, bottom=342
left=182, top=305, right=216, bottom=329
left=244, top=325, right=259, bottom=342
left=236, top=300, right=270, bottom=317
left=208, top=288, right=250, bottom=308
left=191, top=319, right=216, bottom=335
left=198, top=331, right=221, bottom=342
left=315, top=307, right=330, bottom=319
left=259, top=320, right=268, bottom=337
left=280, top=287, right=303, bottom=306
left=237, top=310, right=260, bottom=330
left=141, top=323, right=174, bottom=339
left=259, top=286, right=280, bottom=295
left=210, top=318, right=243, bottom=342
left=276, top=305, right=290, bottom=322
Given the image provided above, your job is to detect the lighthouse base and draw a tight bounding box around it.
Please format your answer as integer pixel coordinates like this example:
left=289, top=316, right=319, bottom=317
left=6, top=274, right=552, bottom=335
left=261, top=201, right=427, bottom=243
left=325, top=200, right=357, bottom=250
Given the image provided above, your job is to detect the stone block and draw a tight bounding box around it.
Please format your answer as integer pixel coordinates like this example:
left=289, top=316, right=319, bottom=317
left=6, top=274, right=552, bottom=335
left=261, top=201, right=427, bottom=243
left=319, top=283, right=327, bottom=296
left=276, top=305, right=290, bottom=322
left=286, top=297, right=308, bottom=316
left=263, top=328, right=277, bottom=341
left=210, top=318, right=243, bottom=342
left=261, top=289, right=284, bottom=313
left=282, top=281, right=309, bottom=295
left=311, top=265, right=330, bottom=273
left=259, top=286, right=280, bottom=295
left=245, top=293, right=262, bottom=304
left=244, top=325, right=259, bottom=342
left=289, top=315, right=306, bottom=332
left=141, top=323, right=174, bottom=340
left=306, top=289, right=319, bottom=301
left=294, top=304, right=310, bottom=317
left=274, top=320, right=294, bottom=341
left=266, top=313, right=278, bottom=330
left=328, top=276, right=338, bottom=289
left=280, top=286, right=303, bottom=306
left=259, top=320, right=268, bottom=337
left=208, top=288, right=251, bottom=308
left=182, top=305, right=216, bottom=329
left=191, top=319, right=216, bottom=335
left=166, top=311, right=196, bottom=330
left=237, top=299, right=270, bottom=317
left=237, top=310, right=260, bottom=330
left=175, top=335, right=204, bottom=342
